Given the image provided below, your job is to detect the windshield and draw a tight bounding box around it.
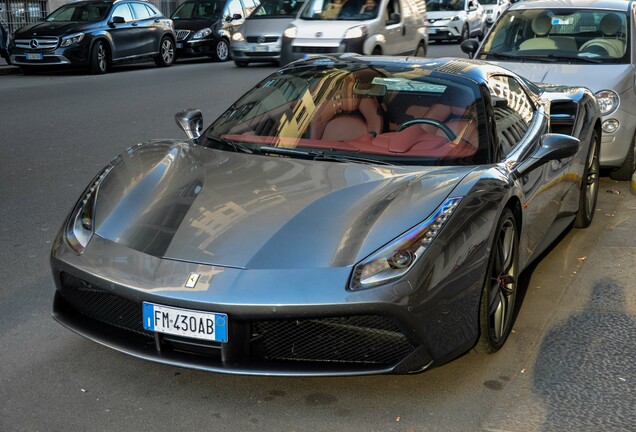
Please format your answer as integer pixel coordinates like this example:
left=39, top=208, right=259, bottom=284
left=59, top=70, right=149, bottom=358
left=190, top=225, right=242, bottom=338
left=46, top=3, right=111, bottom=21
left=426, top=0, right=463, bottom=12
left=480, top=0, right=497, bottom=5
left=251, top=0, right=305, bottom=17
left=172, top=0, right=225, bottom=20
left=201, top=62, right=488, bottom=166
left=480, top=9, right=630, bottom=64
left=300, top=0, right=380, bottom=21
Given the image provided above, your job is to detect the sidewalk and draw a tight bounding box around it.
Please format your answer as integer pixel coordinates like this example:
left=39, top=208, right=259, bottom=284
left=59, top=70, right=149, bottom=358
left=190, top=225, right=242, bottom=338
left=0, top=56, right=20, bottom=75
left=483, top=177, right=636, bottom=431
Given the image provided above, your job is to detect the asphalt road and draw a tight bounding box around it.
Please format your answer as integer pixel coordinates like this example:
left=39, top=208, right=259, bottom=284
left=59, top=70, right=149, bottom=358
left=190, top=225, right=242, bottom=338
left=0, top=44, right=630, bottom=432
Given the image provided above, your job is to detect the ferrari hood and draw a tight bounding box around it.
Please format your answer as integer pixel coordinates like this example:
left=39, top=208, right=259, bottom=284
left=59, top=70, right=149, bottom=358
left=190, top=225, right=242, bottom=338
left=93, top=141, right=472, bottom=269
left=486, top=61, right=636, bottom=94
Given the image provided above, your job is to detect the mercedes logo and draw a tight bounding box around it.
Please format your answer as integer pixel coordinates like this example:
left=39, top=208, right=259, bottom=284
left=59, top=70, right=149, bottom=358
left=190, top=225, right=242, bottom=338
left=315, top=32, right=323, bottom=37
left=256, top=35, right=265, bottom=43
left=30, top=39, right=39, bottom=49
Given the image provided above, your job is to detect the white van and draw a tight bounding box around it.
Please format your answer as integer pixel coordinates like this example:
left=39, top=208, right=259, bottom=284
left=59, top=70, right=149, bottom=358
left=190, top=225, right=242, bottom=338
left=281, top=0, right=428, bottom=64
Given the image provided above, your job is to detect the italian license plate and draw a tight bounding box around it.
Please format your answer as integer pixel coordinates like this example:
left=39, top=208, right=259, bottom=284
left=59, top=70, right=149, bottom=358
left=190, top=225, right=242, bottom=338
left=253, top=45, right=268, bottom=52
left=428, top=28, right=438, bottom=34
left=26, top=53, right=43, bottom=60
left=177, top=43, right=183, bottom=48
left=142, top=302, right=228, bottom=342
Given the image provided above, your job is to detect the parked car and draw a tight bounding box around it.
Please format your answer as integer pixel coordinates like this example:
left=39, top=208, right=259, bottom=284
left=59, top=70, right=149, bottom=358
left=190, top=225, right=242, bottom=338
left=51, top=54, right=600, bottom=376
left=231, top=0, right=305, bottom=66
left=426, top=0, right=487, bottom=43
left=8, top=0, right=176, bottom=74
left=172, top=0, right=260, bottom=62
left=481, top=0, right=509, bottom=25
left=280, top=0, right=428, bottom=65
left=0, top=5, right=10, bottom=63
left=461, top=0, right=636, bottom=180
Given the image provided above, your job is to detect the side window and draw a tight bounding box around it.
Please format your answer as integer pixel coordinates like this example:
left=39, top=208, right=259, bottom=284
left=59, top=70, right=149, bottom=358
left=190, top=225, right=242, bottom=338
left=384, top=0, right=401, bottom=24
left=112, top=3, right=134, bottom=22
left=145, top=4, right=161, bottom=16
left=489, top=75, right=534, bottom=157
left=131, top=3, right=151, bottom=19
left=241, top=0, right=258, bottom=15
left=226, top=0, right=244, bottom=19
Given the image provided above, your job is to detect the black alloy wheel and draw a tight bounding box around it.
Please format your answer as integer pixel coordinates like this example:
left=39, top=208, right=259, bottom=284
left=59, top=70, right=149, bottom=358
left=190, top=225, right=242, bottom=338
left=90, top=41, right=109, bottom=74
left=154, top=37, right=175, bottom=67
left=460, top=24, right=469, bottom=43
left=610, top=133, right=636, bottom=181
left=414, top=42, right=427, bottom=57
left=575, top=131, right=600, bottom=228
left=213, top=39, right=230, bottom=62
left=477, top=207, right=519, bottom=353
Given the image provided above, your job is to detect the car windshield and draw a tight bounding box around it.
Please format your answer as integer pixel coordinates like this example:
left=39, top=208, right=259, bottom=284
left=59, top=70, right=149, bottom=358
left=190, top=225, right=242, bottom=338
left=480, top=0, right=497, bottom=5
left=172, top=0, right=225, bottom=20
left=426, top=0, right=463, bottom=12
left=251, top=0, right=305, bottom=17
left=300, top=0, right=380, bottom=21
left=201, top=61, right=488, bottom=166
left=46, top=3, right=111, bottom=21
left=480, top=9, right=630, bottom=64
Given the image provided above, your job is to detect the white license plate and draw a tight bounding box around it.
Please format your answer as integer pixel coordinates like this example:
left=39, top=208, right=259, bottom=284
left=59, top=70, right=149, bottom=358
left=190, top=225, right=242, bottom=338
left=253, top=45, right=269, bottom=52
left=26, top=53, right=43, bottom=60
left=428, top=28, right=438, bottom=34
left=177, top=43, right=183, bottom=48
left=142, top=302, right=228, bottom=342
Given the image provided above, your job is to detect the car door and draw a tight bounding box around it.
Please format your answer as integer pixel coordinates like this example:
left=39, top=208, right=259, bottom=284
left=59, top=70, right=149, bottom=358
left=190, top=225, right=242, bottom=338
left=382, top=0, right=404, bottom=54
left=465, top=0, right=478, bottom=35
left=130, top=2, right=160, bottom=55
left=491, top=75, right=568, bottom=254
left=108, top=3, right=139, bottom=59
left=223, top=0, right=246, bottom=38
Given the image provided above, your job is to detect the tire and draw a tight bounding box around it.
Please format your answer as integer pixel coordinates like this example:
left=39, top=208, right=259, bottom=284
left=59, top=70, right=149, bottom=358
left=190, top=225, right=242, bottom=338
left=459, top=24, right=469, bottom=43
left=413, top=41, right=427, bottom=57
left=234, top=60, right=249, bottom=67
left=89, top=40, right=109, bottom=74
left=213, top=39, right=230, bottom=62
left=476, top=207, right=519, bottom=353
left=574, top=131, right=600, bottom=228
left=154, top=37, right=175, bottom=67
left=609, top=133, right=636, bottom=181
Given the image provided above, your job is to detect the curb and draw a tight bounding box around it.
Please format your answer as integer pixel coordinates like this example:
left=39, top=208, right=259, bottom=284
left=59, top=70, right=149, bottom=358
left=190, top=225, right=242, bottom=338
left=0, top=65, right=20, bottom=75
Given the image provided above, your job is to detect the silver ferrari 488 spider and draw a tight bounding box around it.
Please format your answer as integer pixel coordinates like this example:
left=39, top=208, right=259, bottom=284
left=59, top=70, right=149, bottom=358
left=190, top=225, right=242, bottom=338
left=51, top=54, right=600, bottom=376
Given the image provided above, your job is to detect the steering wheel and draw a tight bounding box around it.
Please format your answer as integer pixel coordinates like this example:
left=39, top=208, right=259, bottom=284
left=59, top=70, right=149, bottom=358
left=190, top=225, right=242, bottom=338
left=397, top=118, right=457, bottom=141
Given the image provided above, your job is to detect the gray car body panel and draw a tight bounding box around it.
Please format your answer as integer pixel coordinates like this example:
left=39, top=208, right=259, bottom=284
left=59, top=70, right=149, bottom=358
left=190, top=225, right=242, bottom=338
left=50, top=56, right=599, bottom=376
left=231, top=16, right=295, bottom=62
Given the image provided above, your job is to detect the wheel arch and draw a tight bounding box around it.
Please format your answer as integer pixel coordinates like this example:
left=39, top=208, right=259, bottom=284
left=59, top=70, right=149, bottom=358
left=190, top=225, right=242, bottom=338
left=90, top=35, right=113, bottom=58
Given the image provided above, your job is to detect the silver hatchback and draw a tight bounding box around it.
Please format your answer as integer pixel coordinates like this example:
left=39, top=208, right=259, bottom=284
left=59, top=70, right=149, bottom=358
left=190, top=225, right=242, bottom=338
left=231, top=0, right=305, bottom=66
left=462, top=0, right=636, bottom=180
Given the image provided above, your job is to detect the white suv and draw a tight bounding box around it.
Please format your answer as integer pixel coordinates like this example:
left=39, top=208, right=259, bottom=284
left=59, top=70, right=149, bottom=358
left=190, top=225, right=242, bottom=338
left=480, top=0, right=508, bottom=25
left=426, top=0, right=486, bottom=42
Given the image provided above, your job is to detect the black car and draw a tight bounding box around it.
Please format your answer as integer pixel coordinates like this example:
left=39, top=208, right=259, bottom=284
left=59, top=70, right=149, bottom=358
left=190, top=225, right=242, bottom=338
left=9, top=0, right=176, bottom=74
left=172, top=0, right=259, bottom=62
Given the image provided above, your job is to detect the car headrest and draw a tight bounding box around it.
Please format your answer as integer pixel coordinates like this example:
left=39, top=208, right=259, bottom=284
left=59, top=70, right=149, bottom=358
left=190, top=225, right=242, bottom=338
left=532, top=14, right=552, bottom=37
left=600, top=13, right=622, bottom=36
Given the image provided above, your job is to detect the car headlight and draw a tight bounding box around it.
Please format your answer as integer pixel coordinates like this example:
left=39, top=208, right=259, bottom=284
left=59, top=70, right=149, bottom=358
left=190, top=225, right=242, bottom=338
left=192, top=28, right=212, bottom=39
left=344, top=25, right=367, bottom=39
left=595, top=90, right=619, bottom=116
left=60, top=32, right=85, bottom=47
left=283, top=25, right=297, bottom=39
left=65, top=165, right=113, bottom=254
left=350, top=197, right=462, bottom=290
left=232, top=32, right=244, bottom=42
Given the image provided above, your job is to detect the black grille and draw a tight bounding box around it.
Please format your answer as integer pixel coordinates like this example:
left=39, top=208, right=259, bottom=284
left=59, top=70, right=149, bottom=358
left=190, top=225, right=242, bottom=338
left=293, top=46, right=339, bottom=54
left=59, top=273, right=151, bottom=338
left=253, top=316, right=415, bottom=365
left=246, top=36, right=278, bottom=43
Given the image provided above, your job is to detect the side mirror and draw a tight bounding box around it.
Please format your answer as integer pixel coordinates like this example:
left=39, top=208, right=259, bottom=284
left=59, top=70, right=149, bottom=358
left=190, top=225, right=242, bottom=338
left=388, top=12, right=401, bottom=24
left=460, top=39, right=479, bottom=58
left=175, top=109, right=204, bottom=141
left=110, top=16, right=126, bottom=25
left=513, top=134, right=580, bottom=178
left=467, top=2, right=477, bottom=11
left=232, top=13, right=242, bottom=20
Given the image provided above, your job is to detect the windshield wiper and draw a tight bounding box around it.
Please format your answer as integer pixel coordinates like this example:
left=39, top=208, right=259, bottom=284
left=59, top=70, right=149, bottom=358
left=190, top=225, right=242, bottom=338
left=259, top=146, right=396, bottom=166
left=542, top=53, right=602, bottom=64
left=479, top=51, right=522, bottom=60
left=206, top=135, right=253, bottom=154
